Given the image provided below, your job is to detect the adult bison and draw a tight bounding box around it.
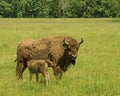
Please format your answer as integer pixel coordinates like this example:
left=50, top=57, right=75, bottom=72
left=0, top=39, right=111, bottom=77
left=15, top=36, right=83, bottom=80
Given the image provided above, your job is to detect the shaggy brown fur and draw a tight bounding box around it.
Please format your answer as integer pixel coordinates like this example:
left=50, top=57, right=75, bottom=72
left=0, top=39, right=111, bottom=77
left=27, top=60, right=53, bottom=86
left=15, top=36, right=83, bottom=80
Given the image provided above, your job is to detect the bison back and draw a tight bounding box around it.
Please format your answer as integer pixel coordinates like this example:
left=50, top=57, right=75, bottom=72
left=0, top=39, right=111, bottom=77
left=17, top=39, right=51, bottom=61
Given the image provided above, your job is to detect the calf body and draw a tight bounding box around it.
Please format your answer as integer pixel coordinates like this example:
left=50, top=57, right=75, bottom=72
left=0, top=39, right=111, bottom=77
left=27, top=60, right=53, bottom=86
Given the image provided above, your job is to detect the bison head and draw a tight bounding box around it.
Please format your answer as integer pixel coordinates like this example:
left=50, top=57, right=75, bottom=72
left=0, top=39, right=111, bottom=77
left=63, top=37, right=83, bottom=65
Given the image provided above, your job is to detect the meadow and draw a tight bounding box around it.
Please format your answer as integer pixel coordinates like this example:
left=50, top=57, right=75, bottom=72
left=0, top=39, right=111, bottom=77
left=0, top=18, right=120, bottom=96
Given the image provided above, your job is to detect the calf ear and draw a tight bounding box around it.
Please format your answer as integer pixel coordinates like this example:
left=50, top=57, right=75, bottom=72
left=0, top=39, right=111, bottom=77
left=78, top=38, right=83, bottom=48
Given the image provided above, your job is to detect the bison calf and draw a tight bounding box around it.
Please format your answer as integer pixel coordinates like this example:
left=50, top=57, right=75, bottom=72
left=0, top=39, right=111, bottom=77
left=27, top=60, right=53, bottom=86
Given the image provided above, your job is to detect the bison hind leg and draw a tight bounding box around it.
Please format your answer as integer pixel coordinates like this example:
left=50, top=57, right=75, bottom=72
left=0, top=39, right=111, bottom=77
left=16, top=62, right=27, bottom=80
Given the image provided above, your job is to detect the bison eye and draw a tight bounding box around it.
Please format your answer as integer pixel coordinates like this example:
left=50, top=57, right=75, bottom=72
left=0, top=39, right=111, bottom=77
left=68, top=48, right=71, bottom=51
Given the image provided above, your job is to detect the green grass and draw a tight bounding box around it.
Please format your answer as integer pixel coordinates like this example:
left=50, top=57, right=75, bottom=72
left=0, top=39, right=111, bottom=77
left=0, top=18, right=120, bottom=96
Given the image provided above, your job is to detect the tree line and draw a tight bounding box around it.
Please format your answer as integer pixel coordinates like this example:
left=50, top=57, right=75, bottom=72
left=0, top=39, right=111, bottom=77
left=0, top=0, right=120, bottom=18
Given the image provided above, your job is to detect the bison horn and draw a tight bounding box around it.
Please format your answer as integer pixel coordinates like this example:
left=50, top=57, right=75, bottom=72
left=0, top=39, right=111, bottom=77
left=78, top=38, right=83, bottom=47
left=63, top=37, right=69, bottom=45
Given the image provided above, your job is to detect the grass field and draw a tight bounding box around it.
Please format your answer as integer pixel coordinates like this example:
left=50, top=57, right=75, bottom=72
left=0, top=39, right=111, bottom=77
left=0, top=18, right=120, bottom=96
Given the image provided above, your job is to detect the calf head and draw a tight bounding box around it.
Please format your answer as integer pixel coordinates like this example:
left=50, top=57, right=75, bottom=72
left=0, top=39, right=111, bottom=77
left=45, top=60, right=54, bottom=67
left=63, top=36, right=83, bottom=65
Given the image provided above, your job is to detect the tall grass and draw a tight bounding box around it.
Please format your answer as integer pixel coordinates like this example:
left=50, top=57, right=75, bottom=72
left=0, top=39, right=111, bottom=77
left=0, top=18, right=120, bottom=96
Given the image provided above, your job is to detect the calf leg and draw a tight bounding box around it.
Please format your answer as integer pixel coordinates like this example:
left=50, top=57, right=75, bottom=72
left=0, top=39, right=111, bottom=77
left=30, top=73, right=33, bottom=82
left=45, top=73, right=50, bottom=86
left=35, top=73, right=39, bottom=82
left=42, top=72, right=49, bottom=86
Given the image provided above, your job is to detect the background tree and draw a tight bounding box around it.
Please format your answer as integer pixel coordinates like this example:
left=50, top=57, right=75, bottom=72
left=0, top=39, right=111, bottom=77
left=0, top=1, right=13, bottom=17
left=0, top=0, right=120, bottom=18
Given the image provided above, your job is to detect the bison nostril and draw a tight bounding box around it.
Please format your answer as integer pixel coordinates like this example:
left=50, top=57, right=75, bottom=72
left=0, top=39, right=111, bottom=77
left=72, top=54, right=77, bottom=58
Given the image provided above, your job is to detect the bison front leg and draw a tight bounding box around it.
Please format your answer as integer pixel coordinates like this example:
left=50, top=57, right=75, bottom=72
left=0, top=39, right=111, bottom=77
left=16, top=62, right=27, bottom=80
left=53, top=66, right=63, bottom=80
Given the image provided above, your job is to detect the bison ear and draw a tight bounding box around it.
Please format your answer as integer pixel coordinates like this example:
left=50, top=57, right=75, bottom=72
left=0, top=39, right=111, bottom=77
left=78, top=38, right=83, bottom=48
left=63, top=37, right=69, bottom=49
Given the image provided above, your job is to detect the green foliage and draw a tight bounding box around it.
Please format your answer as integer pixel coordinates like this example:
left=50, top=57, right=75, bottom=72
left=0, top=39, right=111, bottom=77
left=0, top=1, right=13, bottom=17
left=93, top=0, right=120, bottom=17
left=0, top=0, right=120, bottom=18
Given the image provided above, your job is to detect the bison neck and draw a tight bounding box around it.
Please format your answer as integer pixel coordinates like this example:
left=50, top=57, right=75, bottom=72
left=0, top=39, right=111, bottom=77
left=57, top=52, right=74, bottom=72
